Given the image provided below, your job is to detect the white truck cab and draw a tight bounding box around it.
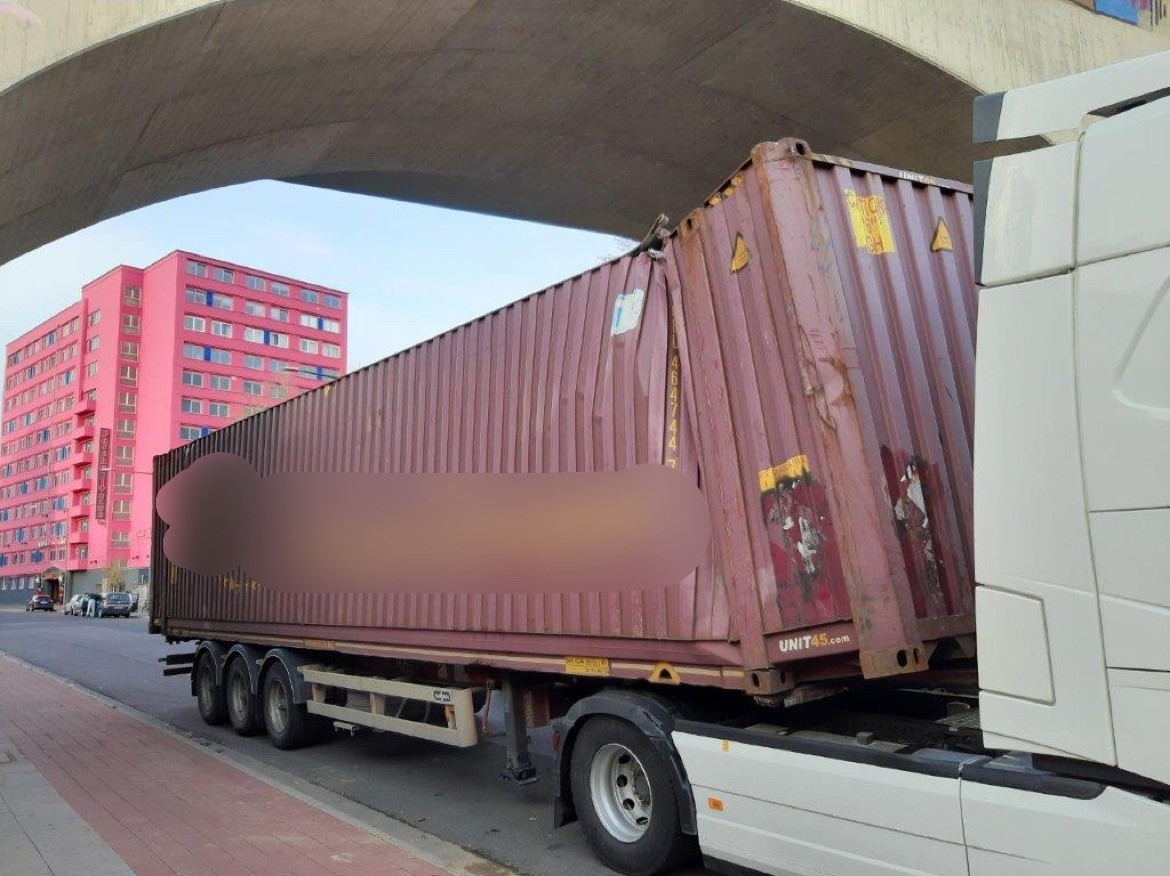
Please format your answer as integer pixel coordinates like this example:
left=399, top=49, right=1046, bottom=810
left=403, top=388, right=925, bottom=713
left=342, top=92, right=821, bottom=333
left=973, top=46, right=1170, bottom=789
left=667, top=49, right=1170, bottom=876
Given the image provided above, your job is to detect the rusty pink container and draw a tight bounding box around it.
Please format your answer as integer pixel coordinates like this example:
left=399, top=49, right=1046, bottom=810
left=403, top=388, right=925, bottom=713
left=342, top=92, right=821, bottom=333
left=152, top=139, right=977, bottom=696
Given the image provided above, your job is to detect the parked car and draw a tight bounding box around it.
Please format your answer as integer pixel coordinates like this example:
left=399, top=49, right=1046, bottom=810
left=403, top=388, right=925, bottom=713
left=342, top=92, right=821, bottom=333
left=98, top=591, right=132, bottom=618
left=64, top=593, right=87, bottom=615
left=25, top=593, right=54, bottom=612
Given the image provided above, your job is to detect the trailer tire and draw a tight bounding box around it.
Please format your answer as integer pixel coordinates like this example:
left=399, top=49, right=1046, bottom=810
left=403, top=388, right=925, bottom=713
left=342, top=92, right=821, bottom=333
left=225, top=658, right=262, bottom=737
left=194, top=650, right=227, bottom=726
left=261, top=661, right=312, bottom=750
left=569, top=717, right=696, bottom=876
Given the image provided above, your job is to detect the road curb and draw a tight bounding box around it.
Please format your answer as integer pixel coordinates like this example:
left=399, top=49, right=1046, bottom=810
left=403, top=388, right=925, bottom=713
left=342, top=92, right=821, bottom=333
left=0, top=649, right=520, bottom=876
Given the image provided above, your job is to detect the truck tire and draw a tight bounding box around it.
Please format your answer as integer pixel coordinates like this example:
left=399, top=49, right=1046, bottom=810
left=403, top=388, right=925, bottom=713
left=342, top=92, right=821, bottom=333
left=569, top=716, right=696, bottom=876
left=194, top=650, right=227, bottom=726
left=262, top=661, right=312, bottom=750
left=225, top=658, right=262, bottom=737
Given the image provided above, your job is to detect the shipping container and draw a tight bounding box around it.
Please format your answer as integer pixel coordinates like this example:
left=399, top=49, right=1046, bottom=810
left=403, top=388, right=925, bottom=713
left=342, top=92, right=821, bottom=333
left=151, top=139, right=978, bottom=697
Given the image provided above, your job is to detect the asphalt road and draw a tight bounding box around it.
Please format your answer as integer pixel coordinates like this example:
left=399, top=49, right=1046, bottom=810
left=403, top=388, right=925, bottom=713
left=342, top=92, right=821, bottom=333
left=0, top=608, right=704, bottom=876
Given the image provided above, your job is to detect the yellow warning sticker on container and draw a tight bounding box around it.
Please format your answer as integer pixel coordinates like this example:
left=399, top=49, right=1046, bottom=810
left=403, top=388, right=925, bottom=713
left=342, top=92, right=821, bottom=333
left=931, top=218, right=953, bottom=252
left=730, top=233, right=750, bottom=273
left=565, top=656, right=611, bottom=676
left=758, top=454, right=810, bottom=491
left=844, top=190, right=896, bottom=255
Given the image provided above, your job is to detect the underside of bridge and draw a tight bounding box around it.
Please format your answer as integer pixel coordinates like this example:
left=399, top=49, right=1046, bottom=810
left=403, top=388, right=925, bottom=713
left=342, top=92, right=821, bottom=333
left=0, top=0, right=1165, bottom=267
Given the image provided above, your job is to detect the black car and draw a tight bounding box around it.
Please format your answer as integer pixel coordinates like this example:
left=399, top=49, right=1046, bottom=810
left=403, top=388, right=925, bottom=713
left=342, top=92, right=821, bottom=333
left=25, top=593, right=54, bottom=612
left=97, top=591, right=132, bottom=618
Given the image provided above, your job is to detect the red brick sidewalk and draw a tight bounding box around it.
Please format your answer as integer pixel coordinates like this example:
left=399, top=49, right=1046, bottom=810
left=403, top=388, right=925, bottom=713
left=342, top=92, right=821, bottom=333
left=0, top=655, right=463, bottom=876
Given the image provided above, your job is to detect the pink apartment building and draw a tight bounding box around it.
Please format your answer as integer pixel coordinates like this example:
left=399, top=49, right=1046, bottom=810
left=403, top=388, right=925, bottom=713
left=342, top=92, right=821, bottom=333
left=0, top=250, right=348, bottom=603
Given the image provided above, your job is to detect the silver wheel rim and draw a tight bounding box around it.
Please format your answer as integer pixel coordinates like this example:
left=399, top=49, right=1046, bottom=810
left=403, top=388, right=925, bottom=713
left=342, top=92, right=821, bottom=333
left=266, top=679, right=289, bottom=735
left=589, top=743, right=652, bottom=843
left=229, top=672, right=249, bottom=722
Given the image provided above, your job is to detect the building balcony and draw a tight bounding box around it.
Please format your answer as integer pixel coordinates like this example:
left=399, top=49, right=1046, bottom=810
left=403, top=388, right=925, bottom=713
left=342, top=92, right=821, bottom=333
left=74, top=397, right=96, bottom=416
left=68, top=505, right=88, bottom=518
left=72, top=451, right=94, bottom=467
left=68, top=530, right=89, bottom=544
left=74, top=424, right=95, bottom=440
left=69, top=479, right=90, bottom=493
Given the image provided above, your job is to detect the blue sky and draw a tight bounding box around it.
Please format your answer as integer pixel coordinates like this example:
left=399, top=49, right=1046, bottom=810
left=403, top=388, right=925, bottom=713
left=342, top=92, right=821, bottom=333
left=0, top=180, right=636, bottom=378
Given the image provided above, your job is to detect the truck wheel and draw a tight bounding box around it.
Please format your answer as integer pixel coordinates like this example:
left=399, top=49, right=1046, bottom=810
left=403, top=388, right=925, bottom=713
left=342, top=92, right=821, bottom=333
left=225, top=659, right=262, bottom=736
left=262, top=661, right=312, bottom=750
left=194, top=651, right=227, bottom=726
left=569, top=717, right=696, bottom=876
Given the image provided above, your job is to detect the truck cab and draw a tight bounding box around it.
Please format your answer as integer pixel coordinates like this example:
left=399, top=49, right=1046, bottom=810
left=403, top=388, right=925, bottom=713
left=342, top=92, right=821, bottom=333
left=973, top=47, right=1170, bottom=789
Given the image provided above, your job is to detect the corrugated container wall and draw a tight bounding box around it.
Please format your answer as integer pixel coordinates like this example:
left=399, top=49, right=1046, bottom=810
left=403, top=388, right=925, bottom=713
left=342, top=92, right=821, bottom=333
left=152, top=140, right=978, bottom=696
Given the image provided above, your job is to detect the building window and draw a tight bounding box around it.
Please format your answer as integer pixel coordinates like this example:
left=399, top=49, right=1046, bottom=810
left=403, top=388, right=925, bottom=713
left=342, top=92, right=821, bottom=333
left=244, top=301, right=265, bottom=317
left=122, top=314, right=140, bottom=334
left=244, top=355, right=263, bottom=370
left=86, top=336, right=100, bottom=353
left=88, top=310, right=101, bottom=326
left=179, top=425, right=202, bottom=441
left=299, top=338, right=319, bottom=354
left=86, top=362, right=99, bottom=378
left=180, top=398, right=202, bottom=414
left=245, top=275, right=265, bottom=291
left=115, top=445, right=134, bottom=464
left=323, top=343, right=341, bottom=358
left=111, top=531, right=130, bottom=549
left=271, top=281, right=289, bottom=297
left=270, top=385, right=288, bottom=399
left=182, top=370, right=203, bottom=387
left=120, top=341, right=139, bottom=361
left=116, top=419, right=135, bottom=439
left=114, top=472, right=132, bottom=493
left=212, top=266, right=234, bottom=284
left=208, top=348, right=230, bottom=365
left=183, top=344, right=203, bottom=360
left=119, top=365, right=137, bottom=387
left=185, top=288, right=207, bottom=306
left=187, top=260, right=208, bottom=278
left=209, top=375, right=230, bottom=391
left=269, top=333, right=289, bottom=349
left=322, top=318, right=340, bottom=333
left=184, top=315, right=205, bottom=332
left=209, top=402, right=229, bottom=417
left=210, top=293, right=233, bottom=310
left=123, top=286, right=142, bottom=306
left=112, top=500, right=131, bottom=520
left=299, top=313, right=316, bottom=329
left=117, top=392, right=136, bottom=413
left=323, top=294, right=341, bottom=309
left=270, top=307, right=288, bottom=322
left=243, top=380, right=262, bottom=395
left=243, top=327, right=265, bottom=343
left=301, top=289, right=319, bottom=304
left=211, top=320, right=232, bottom=338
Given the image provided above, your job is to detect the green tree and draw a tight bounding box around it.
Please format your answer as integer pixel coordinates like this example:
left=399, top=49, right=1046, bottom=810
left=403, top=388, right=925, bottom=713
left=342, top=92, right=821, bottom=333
left=102, top=558, right=127, bottom=592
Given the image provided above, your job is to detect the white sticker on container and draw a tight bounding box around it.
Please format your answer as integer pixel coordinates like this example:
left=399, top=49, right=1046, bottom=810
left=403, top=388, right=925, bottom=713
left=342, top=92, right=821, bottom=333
left=611, top=288, right=646, bottom=336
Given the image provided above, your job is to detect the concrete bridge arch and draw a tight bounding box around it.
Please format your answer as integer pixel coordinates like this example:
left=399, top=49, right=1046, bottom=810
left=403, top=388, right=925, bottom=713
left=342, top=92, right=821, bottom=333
left=0, top=0, right=1165, bottom=266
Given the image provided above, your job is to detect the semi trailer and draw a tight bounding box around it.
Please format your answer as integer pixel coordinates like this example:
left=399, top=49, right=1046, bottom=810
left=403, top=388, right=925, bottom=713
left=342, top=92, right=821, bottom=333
left=151, top=51, right=1170, bottom=876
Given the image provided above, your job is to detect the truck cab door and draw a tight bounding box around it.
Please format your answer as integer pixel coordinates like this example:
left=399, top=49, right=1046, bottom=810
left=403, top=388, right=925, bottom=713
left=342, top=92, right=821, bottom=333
left=1074, top=89, right=1170, bottom=788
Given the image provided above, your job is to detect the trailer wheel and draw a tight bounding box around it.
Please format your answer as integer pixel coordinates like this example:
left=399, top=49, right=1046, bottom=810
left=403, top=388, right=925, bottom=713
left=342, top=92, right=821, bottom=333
left=261, top=661, right=312, bottom=750
left=569, top=717, right=695, bottom=876
left=194, top=650, right=227, bottom=726
left=225, top=658, right=262, bottom=737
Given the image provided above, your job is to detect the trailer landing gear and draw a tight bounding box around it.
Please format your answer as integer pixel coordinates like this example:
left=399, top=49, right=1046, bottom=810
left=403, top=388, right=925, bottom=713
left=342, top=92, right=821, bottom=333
left=499, top=675, right=539, bottom=785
